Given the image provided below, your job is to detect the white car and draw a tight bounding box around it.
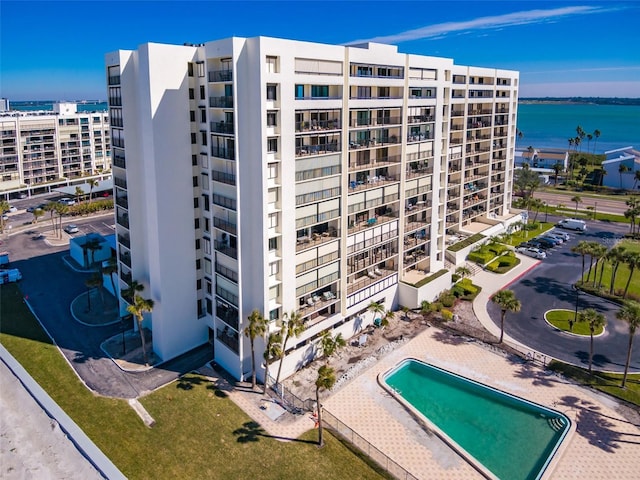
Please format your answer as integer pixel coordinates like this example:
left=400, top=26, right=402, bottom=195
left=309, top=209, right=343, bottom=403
left=64, top=224, right=79, bottom=234
left=551, top=231, right=570, bottom=241
left=58, top=197, right=76, bottom=206
left=516, top=246, right=547, bottom=259
left=3, top=205, right=17, bottom=213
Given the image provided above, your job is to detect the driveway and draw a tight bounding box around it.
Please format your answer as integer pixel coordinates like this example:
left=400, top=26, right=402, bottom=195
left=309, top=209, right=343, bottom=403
left=487, top=218, right=640, bottom=372
left=4, top=216, right=211, bottom=399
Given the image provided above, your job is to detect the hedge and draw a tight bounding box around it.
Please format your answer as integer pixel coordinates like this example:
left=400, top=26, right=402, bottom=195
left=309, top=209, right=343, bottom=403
left=409, top=268, right=449, bottom=288
left=447, top=233, right=486, bottom=252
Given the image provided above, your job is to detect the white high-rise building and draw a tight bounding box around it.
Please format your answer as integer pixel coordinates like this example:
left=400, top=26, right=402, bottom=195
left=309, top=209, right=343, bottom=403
left=0, top=104, right=111, bottom=198
left=105, top=37, right=520, bottom=381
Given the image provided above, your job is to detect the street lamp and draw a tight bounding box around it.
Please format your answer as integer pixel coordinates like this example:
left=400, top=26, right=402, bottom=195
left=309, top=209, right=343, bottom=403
left=594, top=201, right=598, bottom=220
left=544, top=201, right=548, bottom=223
left=573, top=286, right=580, bottom=331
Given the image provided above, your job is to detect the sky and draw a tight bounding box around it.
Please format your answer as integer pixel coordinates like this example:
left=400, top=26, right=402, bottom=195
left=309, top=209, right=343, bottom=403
left=1, top=0, right=639, bottom=100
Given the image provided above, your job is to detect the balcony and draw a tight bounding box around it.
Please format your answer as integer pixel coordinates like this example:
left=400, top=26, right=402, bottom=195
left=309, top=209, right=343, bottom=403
left=347, top=246, right=397, bottom=275
left=297, top=290, right=340, bottom=327
left=116, top=214, right=129, bottom=229
left=115, top=196, right=128, bottom=209
left=296, top=119, right=341, bottom=132
left=296, top=228, right=339, bottom=252
left=347, top=211, right=398, bottom=235
left=346, top=266, right=396, bottom=295
left=216, top=301, right=239, bottom=330
left=208, top=70, right=233, bottom=82
left=348, top=153, right=401, bottom=171
left=295, top=141, right=340, bottom=157
left=213, top=217, right=237, bottom=236
left=117, top=233, right=130, bottom=249
left=349, top=116, right=402, bottom=128
left=210, top=121, right=234, bottom=135
left=348, top=136, right=400, bottom=150
left=215, top=262, right=238, bottom=283
left=407, top=132, right=434, bottom=143
left=348, top=174, right=399, bottom=192
left=211, top=170, right=236, bottom=186
left=215, top=241, right=237, bottom=259
left=119, top=252, right=131, bottom=268
left=216, top=327, right=239, bottom=353
left=211, top=146, right=235, bottom=160
left=209, top=96, right=234, bottom=108
left=407, top=115, right=435, bottom=124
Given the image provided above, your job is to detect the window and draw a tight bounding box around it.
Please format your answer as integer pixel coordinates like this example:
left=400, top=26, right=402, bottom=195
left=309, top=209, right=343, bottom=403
left=193, top=176, right=199, bottom=187
left=201, top=173, right=209, bottom=191
left=357, top=86, right=371, bottom=98
left=197, top=61, right=205, bottom=78
left=204, top=218, right=210, bottom=232
left=193, top=197, right=199, bottom=208
left=200, top=109, right=206, bottom=123
left=266, top=84, right=277, bottom=100
left=195, top=218, right=200, bottom=229
left=200, top=154, right=208, bottom=168
left=196, top=259, right=202, bottom=270
left=191, top=133, right=197, bottom=144
left=311, top=85, right=328, bottom=98
left=268, top=212, right=278, bottom=228
left=356, top=65, right=372, bottom=77
left=269, top=285, right=280, bottom=301
left=204, top=258, right=212, bottom=275
left=192, top=154, right=198, bottom=166
left=269, top=262, right=279, bottom=276
left=266, top=56, right=278, bottom=73
left=378, top=87, right=390, bottom=98
left=195, top=239, right=201, bottom=250
left=190, top=110, right=196, bottom=122
left=206, top=280, right=212, bottom=295
left=197, top=278, right=202, bottom=290
left=200, top=85, right=205, bottom=100
left=295, top=84, right=304, bottom=99
left=188, top=63, right=194, bottom=77
left=267, top=138, right=278, bottom=153
left=268, top=237, right=278, bottom=251
left=267, top=111, right=277, bottom=127
left=206, top=298, right=212, bottom=315
left=201, top=131, right=207, bottom=146
left=269, top=308, right=280, bottom=321
left=267, top=162, right=278, bottom=179
left=204, top=237, right=211, bottom=254
left=189, top=88, right=195, bottom=100
left=202, top=194, right=210, bottom=211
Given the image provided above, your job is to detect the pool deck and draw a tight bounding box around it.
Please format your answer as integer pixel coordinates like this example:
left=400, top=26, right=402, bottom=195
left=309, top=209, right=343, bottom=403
left=322, top=328, right=640, bottom=480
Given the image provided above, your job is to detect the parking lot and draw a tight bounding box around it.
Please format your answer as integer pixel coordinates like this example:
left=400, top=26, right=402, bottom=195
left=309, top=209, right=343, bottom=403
left=488, top=218, right=640, bottom=372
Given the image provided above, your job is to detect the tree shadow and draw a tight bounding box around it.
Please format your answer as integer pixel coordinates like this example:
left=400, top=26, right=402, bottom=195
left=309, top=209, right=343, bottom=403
left=520, top=277, right=575, bottom=303
left=573, top=351, right=613, bottom=368
left=430, top=330, right=469, bottom=346
left=511, top=363, right=560, bottom=388
left=557, top=395, right=639, bottom=452
left=232, top=420, right=317, bottom=445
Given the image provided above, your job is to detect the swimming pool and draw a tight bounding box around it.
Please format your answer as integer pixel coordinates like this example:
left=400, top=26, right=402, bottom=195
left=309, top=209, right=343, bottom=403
left=382, top=358, right=571, bottom=480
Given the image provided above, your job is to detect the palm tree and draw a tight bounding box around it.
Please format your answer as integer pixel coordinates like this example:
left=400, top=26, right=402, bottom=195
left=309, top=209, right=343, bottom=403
left=616, top=301, right=640, bottom=388
left=88, top=179, right=99, bottom=204
left=367, top=301, right=385, bottom=323
left=571, top=195, right=582, bottom=215
left=455, top=265, right=471, bottom=280
left=552, top=163, right=563, bottom=186
left=591, top=244, right=608, bottom=288
left=243, top=309, right=268, bottom=389
left=633, top=170, right=640, bottom=191
left=315, top=364, right=336, bottom=447
left=622, top=251, right=640, bottom=299
left=319, top=331, right=346, bottom=364
left=262, top=332, right=282, bottom=394
left=607, top=246, right=626, bottom=295
left=102, top=257, right=118, bottom=298
left=122, top=279, right=144, bottom=304
left=56, top=204, right=69, bottom=239
left=619, top=164, right=629, bottom=190
left=586, top=133, right=593, bottom=153
left=593, top=129, right=601, bottom=153
left=572, top=241, right=590, bottom=282
left=274, top=311, right=303, bottom=395
left=577, top=308, right=606, bottom=374
left=529, top=198, right=544, bottom=224
left=32, top=207, right=44, bottom=224
left=75, top=186, right=85, bottom=202
left=126, top=294, right=154, bottom=366
left=420, top=300, right=431, bottom=321
left=0, top=200, right=9, bottom=234
left=585, top=241, right=601, bottom=285
left=84, top=272, right=103, bottom=312
left=491, top=289, right=521, bottom=343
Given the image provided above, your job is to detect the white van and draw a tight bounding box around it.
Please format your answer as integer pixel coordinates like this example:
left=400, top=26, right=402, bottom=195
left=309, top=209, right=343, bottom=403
left=556, top=218, right=587, bottom=231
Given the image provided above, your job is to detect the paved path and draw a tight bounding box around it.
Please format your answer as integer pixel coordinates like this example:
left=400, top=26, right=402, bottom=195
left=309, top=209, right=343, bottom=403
left=533, top=191, right=630, bottom=215
left=472, top=220, right=640, bottom=372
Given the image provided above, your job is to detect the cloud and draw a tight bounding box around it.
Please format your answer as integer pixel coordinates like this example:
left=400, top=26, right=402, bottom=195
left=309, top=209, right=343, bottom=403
left=349, top=6, right=608, bottom=45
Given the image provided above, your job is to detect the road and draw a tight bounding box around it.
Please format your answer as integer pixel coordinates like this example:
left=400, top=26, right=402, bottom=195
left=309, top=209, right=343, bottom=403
left=3, top=214, right=212, bottom=399
left=487, top=218, right=640, bottom=372
left=533, top=190, right=630, bottom=215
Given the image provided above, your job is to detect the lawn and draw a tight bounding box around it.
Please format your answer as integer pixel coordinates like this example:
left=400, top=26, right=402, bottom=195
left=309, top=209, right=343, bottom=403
left=581, top=239, right=640, bottom=301
left=501, top=222, right=555, bottom=247
left=548, top=361, right=640, bottom=407
left=485, top=252, right=520, bottom=274
left=0, top=283, right=390, bottom=480
left=545, top=309, right=603, bottom=335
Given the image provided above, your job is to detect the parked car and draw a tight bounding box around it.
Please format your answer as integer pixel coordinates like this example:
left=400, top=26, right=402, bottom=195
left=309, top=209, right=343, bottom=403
left=64, top=224, right=79, bottom=234
left=540, top=235, right=562, bottom=246
left=550, top=230, right=570, bottom=241
left=529, top=238, right=554, bottom=250
left=516, top=247, right=547, bottom=259
left=556, top=218, right=587, bottom=231
left=17, top=193, right=28, bottom=199
left=2, top=205, right=17, bottom=213
left=58, top=197, right=76, bottom=206
left=26, top=203, right=47, bottom=213
left=1, top=214, right=8, bottom=221
left=544, top=233, right=565, bottom=243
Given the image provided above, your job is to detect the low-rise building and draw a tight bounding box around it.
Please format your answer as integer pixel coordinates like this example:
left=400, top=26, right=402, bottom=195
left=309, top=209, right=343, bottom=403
left=602, top=146, right=640, bottom=190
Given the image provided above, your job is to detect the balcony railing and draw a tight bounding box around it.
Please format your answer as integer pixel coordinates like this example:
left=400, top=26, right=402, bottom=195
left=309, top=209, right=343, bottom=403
left=215, top=263, right=238, bottom=284
left=211, top=170, right=236, bottom=186
left=209, top=96, right=234, bottom=108
left=119, top=252, right=131, bottom=268
left=296, top=119, right=341, bottom=132
left=348, top=136, right=400, bottom=150
left=216, top=302, right=239, bottom=330
left=210, top=121, right=234, bottom=134
left=213, top=217, right=237, bottom=236
left=115, top=196, right=128, bottom=209
left=116, top=214, right=129, bottom=229
left=211, top=146, right=235, bottom=160
left=208, top=70, right=233, bottom=82
left=349, top=116, right=402, bottom=128
left=295, top=142, right=340, bottom=157
left=407, top=115, right=435, bottom=124
left=216, top=327, right=239, bottom=353
left=346, top=267, right=396, bottom=295
left=117, top=234, right=130, bottom=249
left=215, top=241, right=237, bottom=259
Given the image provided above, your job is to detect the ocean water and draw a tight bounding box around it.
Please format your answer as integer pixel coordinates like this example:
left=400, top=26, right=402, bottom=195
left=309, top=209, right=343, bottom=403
left=516, top=103, right=640, bottom=153
left=8, top=100, right=638, bottom=153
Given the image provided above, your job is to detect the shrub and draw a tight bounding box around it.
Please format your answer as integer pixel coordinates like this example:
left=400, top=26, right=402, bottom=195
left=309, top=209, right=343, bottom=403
left=451, top=278, right=481, bottom=300
left=439, top=290, right=456, bottom=308
left=451, top=274, right=461, bottom=283
left=441, top=309, right=454, bottom=321
left=431, top=302, right=443, bottom=312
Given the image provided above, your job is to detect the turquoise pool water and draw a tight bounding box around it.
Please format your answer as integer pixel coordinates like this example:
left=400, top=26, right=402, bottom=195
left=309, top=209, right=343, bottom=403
left=383, top=359, right=571, bottom=480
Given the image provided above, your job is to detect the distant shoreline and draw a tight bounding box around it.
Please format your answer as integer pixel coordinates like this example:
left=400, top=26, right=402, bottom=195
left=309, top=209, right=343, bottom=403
left=519, top=97, right=640, bottom=106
